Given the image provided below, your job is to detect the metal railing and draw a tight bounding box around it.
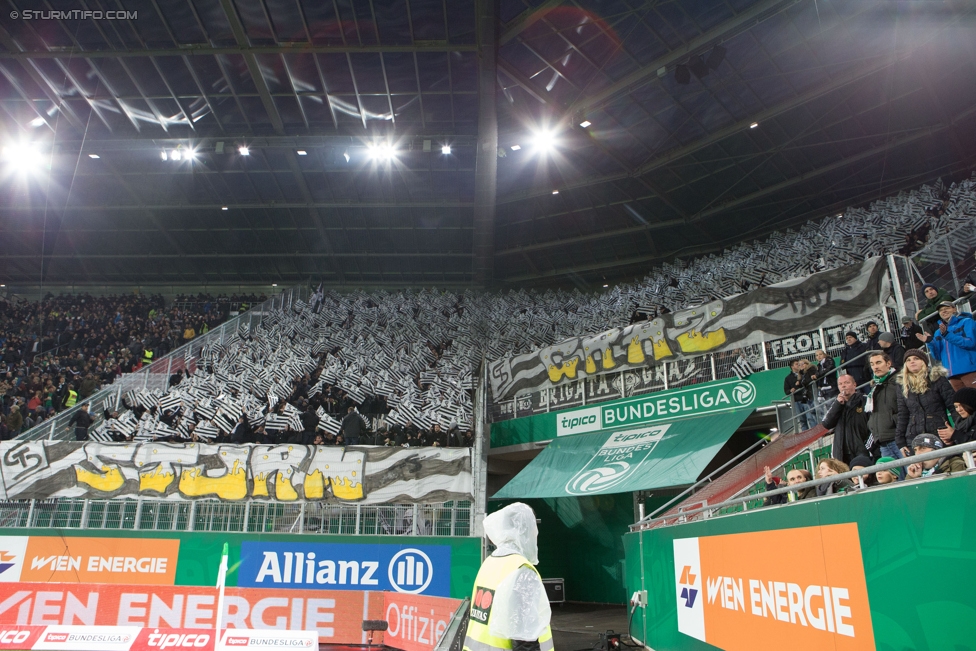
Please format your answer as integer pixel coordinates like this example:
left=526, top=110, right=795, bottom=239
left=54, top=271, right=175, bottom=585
left=15, top=285, right=310, bottom=442
left=434, top=598, right=470, bottom=651
left=631, top=440, right=976, bottom=530
left=0, top=497, right=473, bottom=536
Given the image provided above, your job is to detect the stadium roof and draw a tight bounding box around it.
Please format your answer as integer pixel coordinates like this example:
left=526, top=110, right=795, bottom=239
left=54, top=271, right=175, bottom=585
left=0, top=0, right=975, bottom=289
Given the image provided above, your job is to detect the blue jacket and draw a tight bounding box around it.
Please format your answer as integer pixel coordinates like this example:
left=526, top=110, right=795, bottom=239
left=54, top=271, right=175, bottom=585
left=927, top=313, right=976, bottom=376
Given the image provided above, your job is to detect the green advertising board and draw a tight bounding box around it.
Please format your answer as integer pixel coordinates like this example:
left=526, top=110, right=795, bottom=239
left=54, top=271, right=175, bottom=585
left=624, top=473, right=976, bottom=651
left=491, top=368, right=786, bottom=448
left=11, top=529, right=482, bottom=600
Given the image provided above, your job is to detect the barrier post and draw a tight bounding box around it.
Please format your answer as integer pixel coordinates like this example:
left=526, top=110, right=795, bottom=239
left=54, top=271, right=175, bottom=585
left=946, top=237, right=962, bottom=295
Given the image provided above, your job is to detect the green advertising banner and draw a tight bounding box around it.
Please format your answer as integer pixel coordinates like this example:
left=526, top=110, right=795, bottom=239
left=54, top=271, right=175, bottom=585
left=493, top=410, right=753, bottom=499
left=625, top=473, right=976, bottom=651
left=6, top=529, right=482, bottom=600
left=491, top=368, right=785, bottom=448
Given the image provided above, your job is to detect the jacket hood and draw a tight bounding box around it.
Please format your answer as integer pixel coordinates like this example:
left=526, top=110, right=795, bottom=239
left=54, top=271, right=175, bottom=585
left=483, top=502, right=539, bottom=565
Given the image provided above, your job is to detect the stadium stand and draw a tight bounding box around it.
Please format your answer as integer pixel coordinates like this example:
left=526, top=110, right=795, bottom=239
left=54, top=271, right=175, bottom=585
left=6, top=176, right=976, bottom=445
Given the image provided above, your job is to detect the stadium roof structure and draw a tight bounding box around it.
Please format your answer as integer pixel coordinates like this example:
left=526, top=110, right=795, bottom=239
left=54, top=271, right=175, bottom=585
left=0, top=0, right=975, bottom=289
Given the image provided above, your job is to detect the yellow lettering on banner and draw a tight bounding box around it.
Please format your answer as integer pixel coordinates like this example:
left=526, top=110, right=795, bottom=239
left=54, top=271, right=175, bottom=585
left=547, top=358, right=579, bottom=382
left=74, top=465, right=125, bottom=492
left=653, top=338, right=673, bottom=360
left=275, top=469, right=299, bottom=502
left=252, top=472, right=270, bottom=498
left=331, top=475, right=362, bottom=501
left=676, top=327, right=727, bottom=353
left=627, top=337, right=644, bottom=364
left=304, top=470, right=326, bottom=500
left=139, top=466, right=176, bottom=493
left=178, top=462, right=248, bottom=500
left=584, top=355, right=597, bottom=374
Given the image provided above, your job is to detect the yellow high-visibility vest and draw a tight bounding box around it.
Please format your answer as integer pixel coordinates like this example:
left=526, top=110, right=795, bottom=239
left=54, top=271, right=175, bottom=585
left=65, top=390, right=78, bottom=408
left=142, top=349, right=154, bottom=366
left=463, top=554, right=554, bottom=651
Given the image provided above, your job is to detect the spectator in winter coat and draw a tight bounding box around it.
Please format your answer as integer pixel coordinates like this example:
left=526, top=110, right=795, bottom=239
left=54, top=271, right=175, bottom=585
left=785, top=468, right=817, bottom=501
left=905, top=433, right=968, bottom=479
left=849, top=455, right=877, bottom=490
left=816, top=459, right=854, bottom=496
left=762, top=466, right=787, bottom=506
left=874, top=456, right=900, bottom=484
left=917, top=301, right=976, bottom=390
left=896, top=349, right=955, bottom=455
left=936, top=387, right=976, bottom=446
left=824, top=374, right=871, bottom=466
left=900, top=316, right=924, bottom=351
left=812, top=350, right=838, bottom=397
left=877, top=332, right=905, bottom=370
left=916, top=284, right=954, bottom=332
left=866, top=352, right=906, bottom=464
left=841, top=332, right=869, bottom=386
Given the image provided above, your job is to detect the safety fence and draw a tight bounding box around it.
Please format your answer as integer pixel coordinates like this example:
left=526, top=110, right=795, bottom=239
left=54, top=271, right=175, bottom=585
left=0, top=497, right=472, bottom=537
left=16, top=285, right=310, bottom=441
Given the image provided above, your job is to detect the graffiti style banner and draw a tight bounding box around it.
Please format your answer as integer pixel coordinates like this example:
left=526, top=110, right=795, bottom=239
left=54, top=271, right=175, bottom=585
left=0, top=442, right=471, bottom=504
left=490, top=257, right=890, bottom=400
left=0, top=536, right=179, bottom=585
left=0, top=583, right=383, bottom=645
left=673, top=524, right=875, bottom=650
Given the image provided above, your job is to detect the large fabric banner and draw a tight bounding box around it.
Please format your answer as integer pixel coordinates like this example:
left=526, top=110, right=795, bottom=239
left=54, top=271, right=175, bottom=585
left=490, top=257, right=890, bottom=400
left=0, top=441, right=472, bottom=504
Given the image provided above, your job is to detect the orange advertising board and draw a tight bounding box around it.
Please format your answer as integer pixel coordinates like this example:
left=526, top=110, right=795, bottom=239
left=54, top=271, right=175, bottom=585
left=673, top=524, right=875, bottom=651
left=382, top=592, right=462, bottom=651
left=12, top=537, right=181, bottom=586
left=0, top=583, right=384, bottom=644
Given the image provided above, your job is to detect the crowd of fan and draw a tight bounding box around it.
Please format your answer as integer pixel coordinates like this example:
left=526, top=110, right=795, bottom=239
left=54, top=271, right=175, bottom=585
left=2, top=177, right=975, bottom=446
left=0, top=292, right=244, bottom=439
left=767, top=290, right=976, bottom=502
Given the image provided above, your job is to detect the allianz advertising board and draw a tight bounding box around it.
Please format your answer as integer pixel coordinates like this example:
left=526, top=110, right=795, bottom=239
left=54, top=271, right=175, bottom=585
left=238, top=542, right=452, bottom=597
left=556, top=378, right=758, bottom=437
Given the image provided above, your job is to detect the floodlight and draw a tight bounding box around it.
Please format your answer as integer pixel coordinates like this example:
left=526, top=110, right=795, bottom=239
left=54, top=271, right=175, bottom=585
left=343, top=151, right=350, bottom=162
left=603, top=284, right=609, bottom=288
left=2, top=143, right=44, bottom=171
left=552, top=190, right=559, bottom=195
left=29, top=117, right=46, bottom=128
left=579, top=120, right=592, bottom=128
left=297, top=150, right=307, bottom=156
left=531, top=130, right=557, bottom=154
left=221, top=206, right=229, bottom=211
left=368, top=143, right=396, bottom=161
left=750, top=122, right=759, bottom=129
left=88, top=154, right=100, bottom=159
left=170, top=149, right=181, bottom=161
left=238, top=146, right=250, bottom=156
left=510, top=144, right=521, bottom=151
left=441, top=145, right=451, bottom=155
left=160, top=151, right=168, bottom=161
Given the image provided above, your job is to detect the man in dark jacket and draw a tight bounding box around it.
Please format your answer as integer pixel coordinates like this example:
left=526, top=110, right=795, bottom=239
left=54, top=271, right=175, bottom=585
left=906, top=433, right=968, bottom=479
left=340, top=406, right=367, bottom=445
left=900, top=316, right=924, bottom=351
left=877, top=332, right=905, bottom=370
left=841, top=332, right=869, bottom=386
left=916, top=284, right=954, bottom=333
left=865, top=352, right=906, bottom=467
left=67, top=403, right=93, bottom=441
left=824, top=374, right=872, bottom=466
left=938, top=387, right=976, bottom=446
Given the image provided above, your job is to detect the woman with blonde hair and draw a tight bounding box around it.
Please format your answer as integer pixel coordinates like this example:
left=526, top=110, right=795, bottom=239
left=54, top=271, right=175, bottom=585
left=896, top=349, right=955, bottom=455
